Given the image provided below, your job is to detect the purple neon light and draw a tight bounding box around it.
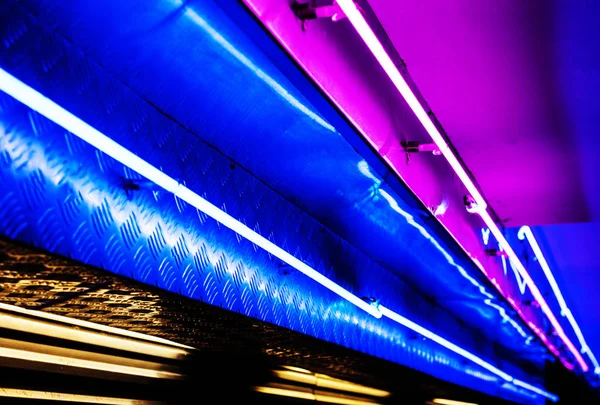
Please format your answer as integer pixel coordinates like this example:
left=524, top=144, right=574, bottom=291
left=335, top=0, right=588, bottom=372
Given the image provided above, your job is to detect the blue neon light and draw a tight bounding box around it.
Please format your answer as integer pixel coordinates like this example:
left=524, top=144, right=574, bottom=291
left=518, top=226, right=600, bottom=374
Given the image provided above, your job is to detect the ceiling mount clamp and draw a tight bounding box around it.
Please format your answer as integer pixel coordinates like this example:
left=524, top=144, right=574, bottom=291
left=401, top=141, right=442, bottom=155
left=463, top=195, right=482, bottom=213
left=291, top=1, right=347, bottom=26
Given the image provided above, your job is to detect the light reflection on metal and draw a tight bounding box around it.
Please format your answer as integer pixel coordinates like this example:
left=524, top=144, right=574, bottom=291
left=335, top=0, right=588, bottom=372
left=480, top=214, right=588, bottom=372
left=518, top=226, right=600, bottom=374
left=181, top=5, right=336, bottom=133
left=358, top=162, right=528, bottom=339
left=0, top=68, right=381, bottom=319
left=0, top=388, right=162, bottom=404
left=378, top=306, right=512, bottom=382
left=379, top=305, right=558, bottom=402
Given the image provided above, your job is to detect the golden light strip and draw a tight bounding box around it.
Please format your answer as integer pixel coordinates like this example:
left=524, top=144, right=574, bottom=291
left=273, top=369, right=390, bottom=398
left=432, top=398, right=479, bottom=405
left=0, top=388, right=162, bottom=404
left=1, top=313, right=188, bottom=360
left=253, top=386, right=379, bottom=405
left=0, top=303, right=192, bottom=350
left=0, top=339, right=182, bottom=379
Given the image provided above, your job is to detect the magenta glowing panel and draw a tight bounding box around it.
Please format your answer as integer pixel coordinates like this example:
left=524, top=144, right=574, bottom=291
left=335, top=0, right=588, bottom=372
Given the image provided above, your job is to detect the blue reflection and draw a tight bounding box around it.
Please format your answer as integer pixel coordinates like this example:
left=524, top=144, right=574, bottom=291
left=359, top=161, right=528, bottom=339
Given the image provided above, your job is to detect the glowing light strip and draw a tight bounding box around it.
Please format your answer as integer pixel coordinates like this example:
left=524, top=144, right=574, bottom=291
left=254, top=385, right=380, bottom=405
left=0, top=345, right=181, bottom=379
left=379, top=306, right=511, bottom=381
left=378, top=306, right=558, bottom=401
left=0, top=388, right=161, bottom=404
left=518, top=226, right=600, bottom=374
left=0, top=309, right=189, bottom=360
left=335, top=0, right=588, bottom=372
left=480, top=214, right=588, bottom=372
left=0, top=303, right=192, bottom=349
left=273, top=369, right=390, bottom=397
left=432, top=399, right=478, bottom=405
left=335, top=0, right=485, bottom=211
left=0, top=68, right=381, bottom=319
left=0, top=68, right=557, bottom=401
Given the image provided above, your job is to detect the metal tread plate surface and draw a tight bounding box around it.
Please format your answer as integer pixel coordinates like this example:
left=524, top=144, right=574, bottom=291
left=0, top=0, right=551, bottom=403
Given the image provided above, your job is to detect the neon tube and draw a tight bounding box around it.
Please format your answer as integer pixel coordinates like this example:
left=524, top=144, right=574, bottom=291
left=480, top=214, right=588, bottom=371
left=0, top=68, right=381, bottom=319
left=335, top=0, right=588, bottom=372
left=0, top=388, right=161, bottom=404
left=518, top=226, right=600, bottom=374
left=334, top=0, right=486, bottom=212
left=0, top=68, right=557, bottom=401
left=378, top=305, right=558, bottom=402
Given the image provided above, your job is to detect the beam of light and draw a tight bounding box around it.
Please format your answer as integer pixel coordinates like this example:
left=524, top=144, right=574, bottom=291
left=335, top=0, right=588, bottom=373
left=0, top=304, right=190, bottom=360
left=273, top=369, right=390, bottom=397
left=0, top=388, right=162, bottom=404
left=254, top=385, right=380, bottom=405
left=432, top=399, right=478, bottom=405
left=518, top=226, right=600, bottom=374
left=0, top=68, right=381, bottom=319
left=512, top=379, right=559, bottom=401
left=0, top=340, right=182, bottom=380
left=378, top=306, right=558, bottom=402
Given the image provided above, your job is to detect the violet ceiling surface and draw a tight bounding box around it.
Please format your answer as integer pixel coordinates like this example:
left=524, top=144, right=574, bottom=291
left=367, top=0, right=600, bottom=226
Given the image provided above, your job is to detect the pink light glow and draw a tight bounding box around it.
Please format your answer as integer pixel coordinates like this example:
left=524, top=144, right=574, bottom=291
left=334, top=0, right=486, bottom=212
left=335, top=0, right=588, bottom=372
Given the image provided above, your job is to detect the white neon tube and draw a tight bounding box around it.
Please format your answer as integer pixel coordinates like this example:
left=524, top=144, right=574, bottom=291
left=334, top=0, right=588, bottom=372
left=518, top=226, right=600, bottom=374
left=0, top=68, right=381, bottom=319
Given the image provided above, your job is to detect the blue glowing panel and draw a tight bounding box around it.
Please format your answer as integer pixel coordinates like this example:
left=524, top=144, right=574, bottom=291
left=0, top=0, right=556, bottom=403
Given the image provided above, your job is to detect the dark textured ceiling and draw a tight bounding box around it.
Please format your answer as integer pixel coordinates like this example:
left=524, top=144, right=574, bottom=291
left=0, top=237, right=516, bottom=404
